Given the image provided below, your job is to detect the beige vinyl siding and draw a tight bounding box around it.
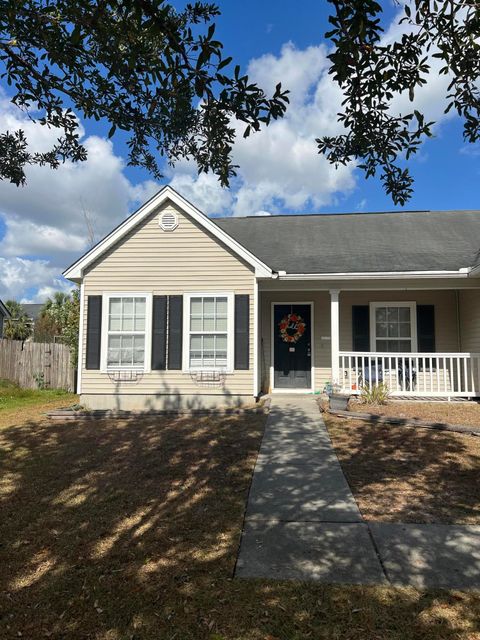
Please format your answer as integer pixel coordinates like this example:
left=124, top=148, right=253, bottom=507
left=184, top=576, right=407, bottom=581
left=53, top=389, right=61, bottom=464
left=80, top=201, right=255, bottom=402
left=261, top=289, right=461, bottom=393
left=459, top=290, right=480, bottom=352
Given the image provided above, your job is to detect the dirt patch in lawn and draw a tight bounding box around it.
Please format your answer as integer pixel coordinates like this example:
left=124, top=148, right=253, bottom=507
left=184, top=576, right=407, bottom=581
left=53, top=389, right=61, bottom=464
left=0, top=379, right=77, bottom=429
left=349, top=399, right=480, bottom=428
left=325, top=414, right=480, bottom=524
left=1, top=412, right=480, bottom=639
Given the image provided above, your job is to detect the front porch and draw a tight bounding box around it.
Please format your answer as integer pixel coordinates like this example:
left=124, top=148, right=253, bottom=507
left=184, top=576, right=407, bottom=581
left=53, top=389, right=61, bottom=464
left=338, top=351, right=480, bottom=398
left=258, top=283, right=480, bottom=399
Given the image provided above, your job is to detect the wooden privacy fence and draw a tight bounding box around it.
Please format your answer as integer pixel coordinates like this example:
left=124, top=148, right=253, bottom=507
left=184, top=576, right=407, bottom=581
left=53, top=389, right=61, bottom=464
left=0, top=339, right=75, bottom=391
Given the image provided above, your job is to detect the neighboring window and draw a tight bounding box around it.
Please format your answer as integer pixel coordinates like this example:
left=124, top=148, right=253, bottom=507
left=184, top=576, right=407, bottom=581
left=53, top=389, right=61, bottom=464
left=107, top=296, right=146, bottom=368
left=185, top=294, right=232, bottom=370
left=370, top=302, right=417, bottom=353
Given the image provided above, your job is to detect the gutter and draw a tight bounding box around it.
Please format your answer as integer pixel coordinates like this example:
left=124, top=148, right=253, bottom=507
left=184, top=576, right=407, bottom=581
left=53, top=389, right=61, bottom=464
left=468, top=264, right=480, bottom=278
left=272, top=269, right=472, bottom=281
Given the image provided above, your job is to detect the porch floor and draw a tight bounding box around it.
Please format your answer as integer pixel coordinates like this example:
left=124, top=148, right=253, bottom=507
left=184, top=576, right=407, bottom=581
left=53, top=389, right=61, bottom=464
left=236, top=396, right=480, bottom=588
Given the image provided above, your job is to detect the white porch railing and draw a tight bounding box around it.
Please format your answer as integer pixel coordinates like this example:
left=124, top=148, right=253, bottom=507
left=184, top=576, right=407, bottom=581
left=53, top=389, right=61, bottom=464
left=339, top=352, right=480, bottom=398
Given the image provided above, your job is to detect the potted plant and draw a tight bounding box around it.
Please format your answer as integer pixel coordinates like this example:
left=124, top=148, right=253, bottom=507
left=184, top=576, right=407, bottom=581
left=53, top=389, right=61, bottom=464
left=326, top=382, right=350, bottom=411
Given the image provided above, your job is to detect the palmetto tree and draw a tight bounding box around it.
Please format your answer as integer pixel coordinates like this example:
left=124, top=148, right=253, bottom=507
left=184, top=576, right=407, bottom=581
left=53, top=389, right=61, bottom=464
left=3, top=300, right=32, bottom=341
left=41, top=289, right=80, bottom=366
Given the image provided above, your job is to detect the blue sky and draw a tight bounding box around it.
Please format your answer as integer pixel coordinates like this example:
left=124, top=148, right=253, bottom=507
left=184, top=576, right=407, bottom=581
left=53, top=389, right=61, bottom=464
left=0, top=0, right=479, bottom=301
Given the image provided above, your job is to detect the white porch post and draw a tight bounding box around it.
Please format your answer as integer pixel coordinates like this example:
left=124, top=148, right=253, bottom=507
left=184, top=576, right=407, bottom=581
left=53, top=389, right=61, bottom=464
left=330, top=289, right=340, bottom=386
left=253, top=278, right=259, bottom=397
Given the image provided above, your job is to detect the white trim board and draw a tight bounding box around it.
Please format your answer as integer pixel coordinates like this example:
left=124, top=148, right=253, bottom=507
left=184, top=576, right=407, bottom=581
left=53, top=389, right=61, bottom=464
left=253, top=278, right=259, bottom=397
left=77, top=283, right=85, bottom=394
left=63, top=186, right=272, bottom=280
left=276, top=270, right=471, bottom=281
left=270, top=301, right=315, bottom=393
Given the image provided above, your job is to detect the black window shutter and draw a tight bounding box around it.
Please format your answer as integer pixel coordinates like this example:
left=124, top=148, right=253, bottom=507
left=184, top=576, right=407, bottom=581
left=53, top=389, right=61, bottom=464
left=417, top=305, right=435, bottom=352
left=86, top=295, right=102, bottom=370
left=234, top=294, right=250, bottom=370
left=352, top=305, right=370, bottom=351
left=151, top=295, right=167, bottom=370
left=168, top=295, right=183, bottom=370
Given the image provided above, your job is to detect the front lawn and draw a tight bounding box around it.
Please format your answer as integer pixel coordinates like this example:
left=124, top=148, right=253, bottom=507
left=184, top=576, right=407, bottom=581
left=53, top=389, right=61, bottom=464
left=348, top=400, right=480, bottom=428
left=325, top=413, right=480, bottom=524
left=1, top=405, right=479, bottom=639
left=0, top=379, right=77, bottom=428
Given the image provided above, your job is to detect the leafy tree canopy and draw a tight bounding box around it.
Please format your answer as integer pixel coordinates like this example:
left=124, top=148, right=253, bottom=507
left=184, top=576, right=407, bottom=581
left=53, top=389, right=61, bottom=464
left=41, top=290, right=80, bottom=366
left=0, top=0, right=288, bottom=187
left=318, top=0, right=480, bottom=204
left=1, top=1, right=478, bottom=204
left=3, top=300, right=32, bottom=341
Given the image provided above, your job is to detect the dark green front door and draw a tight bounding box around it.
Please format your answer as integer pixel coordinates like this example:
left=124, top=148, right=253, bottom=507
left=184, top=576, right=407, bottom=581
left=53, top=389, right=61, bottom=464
left=273, top=304, right=312, bottom=389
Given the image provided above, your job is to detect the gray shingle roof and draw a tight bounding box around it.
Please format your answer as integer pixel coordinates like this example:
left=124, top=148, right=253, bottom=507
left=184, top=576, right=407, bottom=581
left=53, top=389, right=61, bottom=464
left=21, top=303, right=44, bottom=321
left=214, top=210, right=480, bottom=274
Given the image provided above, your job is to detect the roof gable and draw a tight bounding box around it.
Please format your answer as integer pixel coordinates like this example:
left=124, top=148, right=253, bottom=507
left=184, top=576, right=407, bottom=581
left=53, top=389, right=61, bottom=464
left=0, top=299, right=10, bottom=318
left=63, top=186, right=272, bottom=280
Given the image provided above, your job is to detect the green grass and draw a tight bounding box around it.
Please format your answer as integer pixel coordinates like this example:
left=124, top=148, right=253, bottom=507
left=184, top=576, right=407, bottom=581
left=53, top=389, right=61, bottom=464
left=0, top=378, right=75, bottom=412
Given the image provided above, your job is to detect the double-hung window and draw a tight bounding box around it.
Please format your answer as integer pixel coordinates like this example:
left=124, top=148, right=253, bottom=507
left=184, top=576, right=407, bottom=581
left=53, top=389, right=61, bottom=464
left=104, top=295, right=150, bottom=370
left=184, top=293, right=233, bottom=371
left=370, top=302, right=417, bottom=353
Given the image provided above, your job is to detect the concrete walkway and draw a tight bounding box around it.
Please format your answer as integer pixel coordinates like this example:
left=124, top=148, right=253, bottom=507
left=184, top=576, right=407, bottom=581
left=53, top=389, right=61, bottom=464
left=235, top=396, right=480, bottom=589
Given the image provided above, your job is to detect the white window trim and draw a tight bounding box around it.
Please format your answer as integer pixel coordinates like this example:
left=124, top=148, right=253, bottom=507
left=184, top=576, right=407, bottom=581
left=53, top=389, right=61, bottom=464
left=101, top=292, right=152, bottom=373
left=369, top=301, right=418, bottom=353
left=182, top=292, right=235, bottom=373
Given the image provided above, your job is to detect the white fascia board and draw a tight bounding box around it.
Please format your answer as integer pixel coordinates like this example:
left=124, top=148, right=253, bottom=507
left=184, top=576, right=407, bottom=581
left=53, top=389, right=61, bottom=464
left=275, top=270, right=471, bottom=281
left=468, top=264, right=480, bottom=277
left=63, top=186, right=272, bottom=280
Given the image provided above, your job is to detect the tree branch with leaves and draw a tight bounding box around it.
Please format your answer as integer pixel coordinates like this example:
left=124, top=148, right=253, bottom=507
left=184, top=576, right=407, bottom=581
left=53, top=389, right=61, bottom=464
left=318, top=0, right=480, bottom=205
left=0, top=0, right=289, bottom=187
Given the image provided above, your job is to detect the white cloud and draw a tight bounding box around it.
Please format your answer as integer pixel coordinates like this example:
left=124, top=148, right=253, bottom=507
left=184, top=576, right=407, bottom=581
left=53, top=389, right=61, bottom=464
left=168, top=16, right=460, bottom=217
left=0, top=13, right=464, bottom=300
left=25, top=280, right=75, bottom=304
left=355, top=198, right=367, bottom=212
left=0, top=257, right=70, bottom=302
left=168, top=42, right=356, bottom=217
left=382, top=11, right=454, bottom=124
left=460, top=143, right=480, bottom=157
left=0, top=95, right=158, bottom=301
left=1, top=217, right=85, bottom=259
left=168, top=172, right=233, bottom=215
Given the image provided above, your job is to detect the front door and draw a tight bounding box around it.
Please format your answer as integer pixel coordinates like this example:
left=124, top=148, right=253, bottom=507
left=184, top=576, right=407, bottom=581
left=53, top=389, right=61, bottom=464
left=273, top=304, right=312, bottom=389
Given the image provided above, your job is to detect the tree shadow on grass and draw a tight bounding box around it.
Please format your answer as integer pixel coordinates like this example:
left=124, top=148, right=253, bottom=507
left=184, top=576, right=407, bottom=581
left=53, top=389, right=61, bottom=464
left=325, top=415, right=480, bottom=524
left=0, top=409, right=479, bottom=639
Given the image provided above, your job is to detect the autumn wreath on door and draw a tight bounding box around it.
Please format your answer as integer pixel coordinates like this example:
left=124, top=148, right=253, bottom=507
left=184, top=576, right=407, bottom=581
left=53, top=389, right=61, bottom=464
left=279, top=313, right=306, bottom=343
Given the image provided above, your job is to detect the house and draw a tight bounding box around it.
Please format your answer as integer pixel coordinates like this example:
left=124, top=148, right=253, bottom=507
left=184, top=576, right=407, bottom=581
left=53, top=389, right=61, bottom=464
left=64, top=186, right=480, bottom=410
left=0, top=299, right=11, bottom=338
left=20, top=303, right=45, bottom=332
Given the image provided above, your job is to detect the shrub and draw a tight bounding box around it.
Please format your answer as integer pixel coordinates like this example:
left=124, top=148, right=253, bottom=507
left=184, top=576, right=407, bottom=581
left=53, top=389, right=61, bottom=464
left=360, top=383, right=389, bottom=405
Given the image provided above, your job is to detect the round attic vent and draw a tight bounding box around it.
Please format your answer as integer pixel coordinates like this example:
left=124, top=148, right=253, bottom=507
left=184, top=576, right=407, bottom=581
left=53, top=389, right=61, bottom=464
left=159, top=211, right=178, bottom=231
